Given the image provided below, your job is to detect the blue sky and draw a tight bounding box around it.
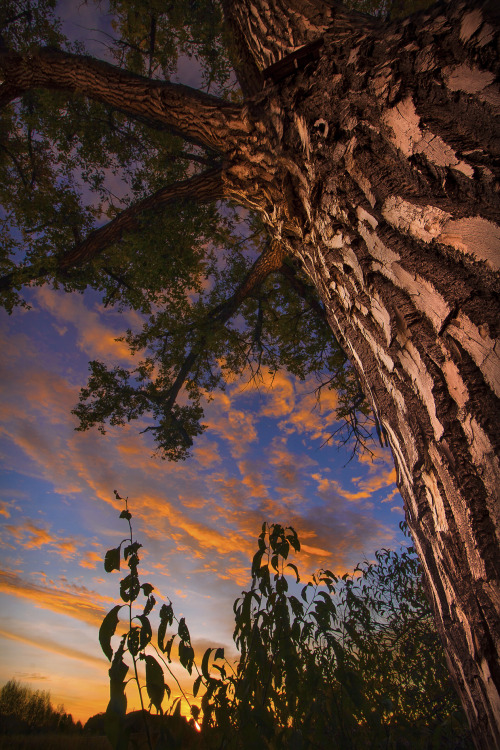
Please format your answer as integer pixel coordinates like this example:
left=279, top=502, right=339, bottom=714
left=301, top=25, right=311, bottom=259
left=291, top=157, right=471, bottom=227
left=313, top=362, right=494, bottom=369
left=0, top=0, right=404, bottom=723
left=0, top=284, right=404, bottom=721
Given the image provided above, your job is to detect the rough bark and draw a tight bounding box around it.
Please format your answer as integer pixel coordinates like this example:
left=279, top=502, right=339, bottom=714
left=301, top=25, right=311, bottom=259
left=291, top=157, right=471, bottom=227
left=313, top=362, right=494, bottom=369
left=220, top=1, right=500, bottom=746
left=1, top=0, right=500, bottom=744
left=0, top=47, right=248, bottom=151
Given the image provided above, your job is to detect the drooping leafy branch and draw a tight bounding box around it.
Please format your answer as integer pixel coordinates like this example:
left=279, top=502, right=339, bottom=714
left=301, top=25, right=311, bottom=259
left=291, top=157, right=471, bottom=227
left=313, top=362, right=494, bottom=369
left=0, top=0, right=373, bottom=461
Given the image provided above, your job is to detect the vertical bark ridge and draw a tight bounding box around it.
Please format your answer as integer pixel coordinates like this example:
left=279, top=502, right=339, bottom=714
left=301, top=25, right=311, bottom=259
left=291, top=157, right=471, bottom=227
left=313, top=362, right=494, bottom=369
left=222, top=0, right=500, bottom=744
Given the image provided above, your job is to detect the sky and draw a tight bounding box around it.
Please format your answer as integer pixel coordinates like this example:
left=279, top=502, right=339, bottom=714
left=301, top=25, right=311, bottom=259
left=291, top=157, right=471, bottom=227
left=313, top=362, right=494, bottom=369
left=0, top=0, right=404, bottom=725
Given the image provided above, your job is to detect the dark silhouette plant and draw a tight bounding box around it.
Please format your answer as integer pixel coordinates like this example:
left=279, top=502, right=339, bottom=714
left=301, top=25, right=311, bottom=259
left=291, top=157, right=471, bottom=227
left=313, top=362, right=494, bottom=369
left=99, top=494, right=473, bottom=750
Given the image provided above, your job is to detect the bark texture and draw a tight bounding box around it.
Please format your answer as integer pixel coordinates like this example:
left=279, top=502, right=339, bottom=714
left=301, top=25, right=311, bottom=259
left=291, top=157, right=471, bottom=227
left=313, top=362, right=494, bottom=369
left=220, top=0, right=500, bottom=746
left=0, top=47, right=248, bottom=151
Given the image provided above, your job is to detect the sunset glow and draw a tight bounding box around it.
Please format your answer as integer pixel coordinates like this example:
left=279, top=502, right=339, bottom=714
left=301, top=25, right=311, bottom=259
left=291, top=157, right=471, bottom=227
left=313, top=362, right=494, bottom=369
left=0, top=1, right=405, bottom=725
left=0, top=285, right=404, bottom=723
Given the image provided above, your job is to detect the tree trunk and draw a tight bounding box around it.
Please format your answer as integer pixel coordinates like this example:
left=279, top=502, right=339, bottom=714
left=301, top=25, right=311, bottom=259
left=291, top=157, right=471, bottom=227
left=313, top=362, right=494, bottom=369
left=221, top=0, right=500, bottom=745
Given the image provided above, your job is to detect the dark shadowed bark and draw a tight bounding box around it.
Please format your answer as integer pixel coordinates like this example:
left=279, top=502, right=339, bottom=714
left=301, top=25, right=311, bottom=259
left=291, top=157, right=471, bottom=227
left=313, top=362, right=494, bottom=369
left=1, top=1, right=499, bottom=744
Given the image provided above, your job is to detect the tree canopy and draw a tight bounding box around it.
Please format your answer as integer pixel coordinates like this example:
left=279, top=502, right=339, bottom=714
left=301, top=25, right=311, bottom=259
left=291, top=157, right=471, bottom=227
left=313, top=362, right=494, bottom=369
left=0, top=0, right=421, bottom=460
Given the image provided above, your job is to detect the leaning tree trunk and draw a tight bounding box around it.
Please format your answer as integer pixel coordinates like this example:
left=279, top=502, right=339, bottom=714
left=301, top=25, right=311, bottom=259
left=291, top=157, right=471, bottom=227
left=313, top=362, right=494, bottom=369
left=221, top=0, right=500, bottom=745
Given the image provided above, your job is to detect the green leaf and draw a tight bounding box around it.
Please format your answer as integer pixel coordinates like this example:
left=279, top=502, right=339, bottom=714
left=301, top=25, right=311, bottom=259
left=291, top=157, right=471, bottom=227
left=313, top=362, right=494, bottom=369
left=172, top=696, right=182, bottom=717
left=99, top=605, right=122, bottom=661
left=301, top=583, right=312, bottom=602
left=145, top=655, right=165, bottom=713
left=137, top=614, right=152, bottom=650
left=141, top=582, right=154, bottom=596
left=104, top=547, right=121, bottom=573
left=124, top=541, right=142, bottom=560
left=251, top=550, right=264, bottom=576
left=178, top=640, right=195, bottom=674
left=276, top=575, right=288, bottom=594
left=214, top=647, right=224, bottom=661
left=119, top=509, right=131, bottom=521
left=165, top=635, right=176, bottom=662
left=286, top=562, right=300, bottom=583
left=178, top=616, right=190, bottom=643
left=286, top=526, right=300, bottom=552
left=128, top=627, right=141, bottom=656
left=120, top=573, right=140, bottom=602
left=159, top=602, right=174, bottom=627
left=143, top=594, right=156, bottom=617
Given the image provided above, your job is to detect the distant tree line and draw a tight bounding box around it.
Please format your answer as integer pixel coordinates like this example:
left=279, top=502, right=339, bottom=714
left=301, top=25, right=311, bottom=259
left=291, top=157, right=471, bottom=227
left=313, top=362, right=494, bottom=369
left=0, top=679, right=82, bottom=736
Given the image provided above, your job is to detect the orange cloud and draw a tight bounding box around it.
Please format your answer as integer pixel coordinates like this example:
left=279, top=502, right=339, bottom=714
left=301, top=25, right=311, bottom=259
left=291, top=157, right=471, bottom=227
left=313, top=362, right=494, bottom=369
left=0, top=628, right=105, bottom=670
left=193, top=439, right=222, bottom=467
left=35, top=287, right=141, bottom=366
left=2, top=520, right=80, bottom=559
left=79, top=550, right=103, bottom=569
left=0, top=569, right=112, bottom=628
left=0, top=501, right=11, bottom=518
left=204, top=392, right=258, bottom=458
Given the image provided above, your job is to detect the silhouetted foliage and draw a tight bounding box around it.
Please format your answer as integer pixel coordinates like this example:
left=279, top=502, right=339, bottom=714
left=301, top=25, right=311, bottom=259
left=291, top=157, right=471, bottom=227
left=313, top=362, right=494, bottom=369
left=0, top=679, right=81, bottom=735
left=99, top=496, right=473, bottom=749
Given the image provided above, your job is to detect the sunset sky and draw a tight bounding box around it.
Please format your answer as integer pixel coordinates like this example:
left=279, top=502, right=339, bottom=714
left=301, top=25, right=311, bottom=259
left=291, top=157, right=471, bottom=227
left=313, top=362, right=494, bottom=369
left=0, top=0, right=405, bottom=725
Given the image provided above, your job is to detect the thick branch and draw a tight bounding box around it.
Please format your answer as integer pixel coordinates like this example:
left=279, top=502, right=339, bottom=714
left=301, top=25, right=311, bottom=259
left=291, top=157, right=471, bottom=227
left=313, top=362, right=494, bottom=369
left=0, top=47, right=248, bottom=151
left=0, top=167, right=225, bottom=292
left=154, top=240, right=289, bottom=419
left=60, top=167, right=225, bottom=269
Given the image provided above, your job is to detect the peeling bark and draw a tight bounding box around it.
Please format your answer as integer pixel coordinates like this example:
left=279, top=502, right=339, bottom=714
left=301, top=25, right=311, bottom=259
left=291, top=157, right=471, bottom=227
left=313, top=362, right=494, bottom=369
left=220, top=1, right=500, bottom=746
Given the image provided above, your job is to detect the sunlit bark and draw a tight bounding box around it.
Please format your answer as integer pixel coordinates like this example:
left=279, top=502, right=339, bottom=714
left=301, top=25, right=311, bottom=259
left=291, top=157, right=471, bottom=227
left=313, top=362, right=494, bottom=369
left=0, top=47, right=248, bottom=151
left=221, top=1, right=500, bottom=746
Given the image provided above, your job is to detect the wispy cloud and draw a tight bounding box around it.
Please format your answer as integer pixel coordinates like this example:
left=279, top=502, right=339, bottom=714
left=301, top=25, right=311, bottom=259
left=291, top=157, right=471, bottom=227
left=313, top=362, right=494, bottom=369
left=35, top=287, right=142, bottom=366
left=2, top=521, right=80, bottom=559
left=0, top=569, right=111, bottom=628
left=0, top=628, right=106, bottom=670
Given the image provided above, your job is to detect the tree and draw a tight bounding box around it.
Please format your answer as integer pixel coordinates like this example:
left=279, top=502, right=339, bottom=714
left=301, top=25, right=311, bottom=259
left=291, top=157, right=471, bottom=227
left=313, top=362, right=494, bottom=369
left=0, top=0, right=498, bottom=744
left=0, top=678, right=79, bottom=734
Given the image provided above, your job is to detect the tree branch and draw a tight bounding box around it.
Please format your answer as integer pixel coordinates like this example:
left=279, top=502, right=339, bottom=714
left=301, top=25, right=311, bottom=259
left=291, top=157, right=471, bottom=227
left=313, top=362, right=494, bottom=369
left=136, top=240, right=290, bottom=445
left=0, top=47, right=248, bottom=151
left=0, top=166, right=225, bottom=292
left=211, top=238, right=287, bottom=321
left=278, top=257, right=329, bottom=325
left=60, top=167, right=225, bottom=270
